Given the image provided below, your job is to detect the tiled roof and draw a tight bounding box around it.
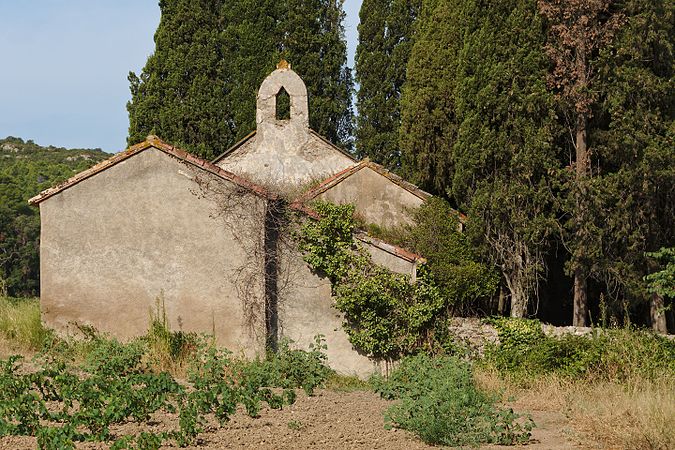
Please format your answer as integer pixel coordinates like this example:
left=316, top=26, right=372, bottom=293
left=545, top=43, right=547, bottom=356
left=28, top=136, right=276, bottom=205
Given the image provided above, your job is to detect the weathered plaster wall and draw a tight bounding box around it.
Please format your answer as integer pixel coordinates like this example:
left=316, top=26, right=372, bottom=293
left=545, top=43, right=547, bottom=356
left=39, top=147, right=266, bottom=356
left=277, top=238, right=417, bottom=378
left=215, top=68, right=354, bottom=193
left=217, top=133, right=353, bottom=194
left=317, top=167, right=424, bottom=229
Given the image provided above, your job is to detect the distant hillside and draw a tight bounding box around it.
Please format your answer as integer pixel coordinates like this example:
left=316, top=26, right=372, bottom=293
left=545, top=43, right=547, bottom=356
left=0, top=136, right=109, bottom=296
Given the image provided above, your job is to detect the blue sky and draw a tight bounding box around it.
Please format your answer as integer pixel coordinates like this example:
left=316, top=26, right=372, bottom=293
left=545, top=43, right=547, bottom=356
left=0, top=0, right=361, bottom=153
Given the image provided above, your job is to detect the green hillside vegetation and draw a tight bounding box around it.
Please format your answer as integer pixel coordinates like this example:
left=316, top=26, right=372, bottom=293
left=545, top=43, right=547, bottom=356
left=0, top=137, right=108, bottom=296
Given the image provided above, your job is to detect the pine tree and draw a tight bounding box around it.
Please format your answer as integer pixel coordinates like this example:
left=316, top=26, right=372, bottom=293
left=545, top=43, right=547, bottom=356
left=127, top=0, right=232, bottom=160
left=355, top=0, right=420, bottom=169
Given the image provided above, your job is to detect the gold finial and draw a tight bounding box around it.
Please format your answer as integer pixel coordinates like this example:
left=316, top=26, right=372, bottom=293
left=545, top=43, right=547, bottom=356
left=277, top=59, right=291, bottom=70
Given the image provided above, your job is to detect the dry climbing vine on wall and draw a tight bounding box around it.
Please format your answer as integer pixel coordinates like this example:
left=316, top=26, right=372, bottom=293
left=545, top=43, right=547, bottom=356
left=189, top=165, right=298, bottom=351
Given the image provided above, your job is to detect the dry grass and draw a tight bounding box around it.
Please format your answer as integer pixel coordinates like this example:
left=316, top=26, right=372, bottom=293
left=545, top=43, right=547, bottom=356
left=0, top=297, right=47, bottom=351
left=475, top=367, right=675, bottom=450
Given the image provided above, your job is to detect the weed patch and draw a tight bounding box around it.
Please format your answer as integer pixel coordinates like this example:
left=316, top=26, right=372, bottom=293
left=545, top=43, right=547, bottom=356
left=372, top=353, right=533, bottom=447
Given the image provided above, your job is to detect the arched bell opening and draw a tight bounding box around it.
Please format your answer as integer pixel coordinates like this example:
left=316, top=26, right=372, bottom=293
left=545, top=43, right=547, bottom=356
left=276, top=87, right=291, bottom=121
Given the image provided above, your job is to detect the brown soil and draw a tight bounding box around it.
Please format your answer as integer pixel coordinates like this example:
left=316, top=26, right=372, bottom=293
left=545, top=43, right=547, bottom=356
left=0, top=388, right=582, bottom=450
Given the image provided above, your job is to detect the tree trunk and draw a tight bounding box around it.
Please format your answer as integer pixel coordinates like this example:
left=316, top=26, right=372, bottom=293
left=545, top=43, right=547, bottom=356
left=498, top=286, right=506, bottom=315
left=509, top=278, right=528, bottom=318
left=650, top=293, right=668, bottom=334
left=573, top=73, right=590, bottom=326
left=573, top=267, right=588, bottom=326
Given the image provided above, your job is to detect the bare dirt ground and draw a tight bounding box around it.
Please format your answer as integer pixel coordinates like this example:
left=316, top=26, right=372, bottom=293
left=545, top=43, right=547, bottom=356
left=0, top=388, right=582, bottom=450
left=0, top=339, right=583, bottom=449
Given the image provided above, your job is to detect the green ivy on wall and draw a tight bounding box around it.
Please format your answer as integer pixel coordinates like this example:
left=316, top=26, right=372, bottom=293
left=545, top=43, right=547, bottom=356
left=297, top=201, right=457, bottom=360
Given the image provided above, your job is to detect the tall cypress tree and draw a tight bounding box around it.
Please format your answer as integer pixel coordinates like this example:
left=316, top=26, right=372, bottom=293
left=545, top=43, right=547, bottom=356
left=221, top=0, right=283, bottom=143
left=400, top=0, right=560, bottom=316
left=128, top=0, right=354, bottom=157
left=399, top=0, right=463, bottom=193
left=587, top=0, right=674, bottom=330
left=282, top=0, right=354, bottom=149
left=450, top=0, right=560, bottom=317
left=539, top=0, right=624, bottom=326
left=127, top=0, right=232, bottom=160
left=355, top=0, right=420, bottom=169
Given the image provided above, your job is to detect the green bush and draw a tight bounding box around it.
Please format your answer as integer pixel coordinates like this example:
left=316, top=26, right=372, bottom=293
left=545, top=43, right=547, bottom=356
left=84, top=336, right=147, bottom=376
left=372, top=354, right=533, bottom=446
left=485, top=318, right=675, bottom=382
left=232, top=336, right=332, bottom=396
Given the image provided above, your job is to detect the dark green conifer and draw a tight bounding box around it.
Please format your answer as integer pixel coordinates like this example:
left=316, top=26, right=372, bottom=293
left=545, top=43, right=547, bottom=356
left=281, top=0, right=354, bottom=149
left=128, top=0, right=353, bottom=157
left=586, top=0, right=674, bottom=330
left=355, top=0, right=420, bottom=168
left=400, top=0, right=559, bottom=316
left=399, top=0, right=463, bottom=193
left=127, top=0, right=232, bottom=160
left=451, top=0, right=560, bottom=317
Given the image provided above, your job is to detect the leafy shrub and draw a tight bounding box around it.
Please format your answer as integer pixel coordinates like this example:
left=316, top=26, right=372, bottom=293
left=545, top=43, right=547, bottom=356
left=372, top=354, right=533, bottom=446
left=645, top=247, right=675, bottom=298
left=84, top=336, right=147, bottom=376
left=485, top=317, right=675, bottom=382
left=400, top=197, right=499, bottom=313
